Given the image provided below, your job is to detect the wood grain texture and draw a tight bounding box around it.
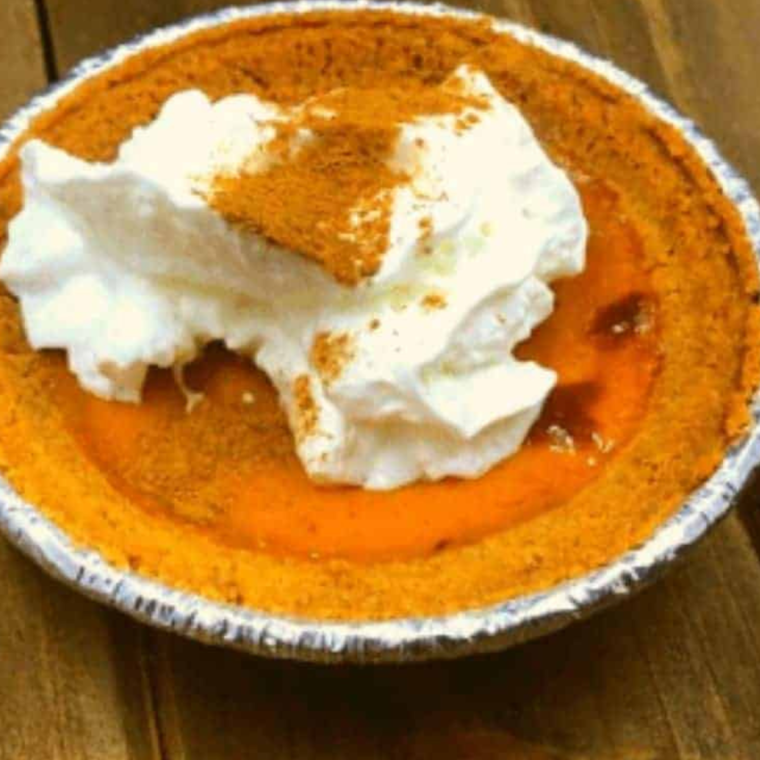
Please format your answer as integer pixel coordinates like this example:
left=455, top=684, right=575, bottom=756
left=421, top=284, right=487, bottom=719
left=0, top=541, right=162, bottom=760
left=44, top=0, right=271, bottom=74
left=2, top=1, right=760, bottom=758
left=0, top=0, right=46, bottom=115
left=639, top=0, right=760, bottom=189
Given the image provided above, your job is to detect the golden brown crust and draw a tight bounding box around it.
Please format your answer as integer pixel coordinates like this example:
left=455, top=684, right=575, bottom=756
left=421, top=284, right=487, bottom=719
left=0, top=9, right=757, bottom=620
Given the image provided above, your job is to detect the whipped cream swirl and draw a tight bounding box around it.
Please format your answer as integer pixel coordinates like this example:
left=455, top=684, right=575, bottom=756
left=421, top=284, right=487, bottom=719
left=0, top=66, right=587, bottom=489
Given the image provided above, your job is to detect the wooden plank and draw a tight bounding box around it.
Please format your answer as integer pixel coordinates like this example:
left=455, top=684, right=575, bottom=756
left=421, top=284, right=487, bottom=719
left=44, top=0, right=268, bottom=75
left=586, top=0, right=672, bottom=98
left=0, top=4, right=161, bottom=760
left=0, top=0, right=47, bottom=115
left=472, top=0, right=536, bottom=24
left=639, top=0, right=760, bottom=189
left=0, top=544, right=162, bottom=760
left=528, top=0, right=607, bottom=56
left=640, top=516, right=760, bottom=759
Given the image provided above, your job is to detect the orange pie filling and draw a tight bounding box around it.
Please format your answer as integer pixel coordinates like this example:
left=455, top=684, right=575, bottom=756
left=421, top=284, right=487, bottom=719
left=0, top=10, right=757, bottom=619
left=52, top=178, right=659, bottom=562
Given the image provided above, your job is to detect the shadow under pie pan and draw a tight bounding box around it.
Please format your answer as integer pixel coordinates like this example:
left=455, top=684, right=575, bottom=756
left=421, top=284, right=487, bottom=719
left=0, top=1, right=759, bottom=664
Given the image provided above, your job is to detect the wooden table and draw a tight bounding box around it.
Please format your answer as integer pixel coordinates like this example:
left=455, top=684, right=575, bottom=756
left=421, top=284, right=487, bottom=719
left=2, top=1, right=760, bottom=758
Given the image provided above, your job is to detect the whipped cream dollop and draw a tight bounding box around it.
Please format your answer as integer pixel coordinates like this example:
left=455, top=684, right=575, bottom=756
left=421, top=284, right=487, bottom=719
left=0, top=66, right=587, bottom=489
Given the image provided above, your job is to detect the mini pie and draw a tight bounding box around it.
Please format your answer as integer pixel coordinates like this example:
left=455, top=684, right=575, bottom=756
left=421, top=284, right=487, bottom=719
left=0, top=8, right=757, bottom=621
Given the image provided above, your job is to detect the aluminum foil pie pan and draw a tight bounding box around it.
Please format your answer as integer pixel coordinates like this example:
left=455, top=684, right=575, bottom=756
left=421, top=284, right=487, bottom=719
left=1, top=1, right=759, bottom=664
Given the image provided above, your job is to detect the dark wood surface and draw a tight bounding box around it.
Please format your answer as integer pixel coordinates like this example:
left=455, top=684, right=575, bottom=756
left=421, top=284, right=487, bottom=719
left=2, top=1, right=760, bottom=758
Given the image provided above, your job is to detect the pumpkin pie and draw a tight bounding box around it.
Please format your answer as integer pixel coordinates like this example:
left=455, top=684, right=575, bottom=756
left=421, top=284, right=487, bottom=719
left=0, top=8, right=757, bottom=620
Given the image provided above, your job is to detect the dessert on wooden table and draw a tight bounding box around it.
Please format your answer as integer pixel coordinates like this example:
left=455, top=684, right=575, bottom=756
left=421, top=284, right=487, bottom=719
left=0, top=8, right=757, bottom=621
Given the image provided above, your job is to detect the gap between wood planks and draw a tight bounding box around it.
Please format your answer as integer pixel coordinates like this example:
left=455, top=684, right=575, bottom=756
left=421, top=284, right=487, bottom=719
left=32, top=0, right=59, bottom=82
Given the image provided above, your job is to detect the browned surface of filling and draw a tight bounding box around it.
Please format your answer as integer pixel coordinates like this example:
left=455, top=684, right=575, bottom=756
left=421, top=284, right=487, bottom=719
left=0, top=9, right=757, bottom=620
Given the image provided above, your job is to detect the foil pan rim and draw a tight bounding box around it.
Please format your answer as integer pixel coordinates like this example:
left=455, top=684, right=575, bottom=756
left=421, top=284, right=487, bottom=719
left=0, top=0, right=758, bottom=664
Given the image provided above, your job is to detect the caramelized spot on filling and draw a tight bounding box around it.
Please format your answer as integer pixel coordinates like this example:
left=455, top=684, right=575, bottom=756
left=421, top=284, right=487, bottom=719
left=531, top=382, right=601, bottom=447
left=591, top=292, right=653, bottom=341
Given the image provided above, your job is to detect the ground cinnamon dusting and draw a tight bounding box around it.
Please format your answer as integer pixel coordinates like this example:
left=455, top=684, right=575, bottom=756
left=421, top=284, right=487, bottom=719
left=292, top=374, right=318, bottom=440
left=207, top=78, right=489, bottom=285
left=421, top=292, right=447, bottom=310
left=310, top=331, right=354, bottom=383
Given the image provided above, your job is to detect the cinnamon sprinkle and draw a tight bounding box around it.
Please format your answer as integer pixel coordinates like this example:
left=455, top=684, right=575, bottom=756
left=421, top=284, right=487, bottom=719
left=207, top=77, right=489, bottom=285
left=310, top=331, right=354, bottom=384
left=421, top=292, right=447, bottom=310
left=292, top=374, right=318, bottom=440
